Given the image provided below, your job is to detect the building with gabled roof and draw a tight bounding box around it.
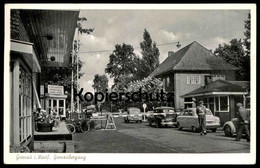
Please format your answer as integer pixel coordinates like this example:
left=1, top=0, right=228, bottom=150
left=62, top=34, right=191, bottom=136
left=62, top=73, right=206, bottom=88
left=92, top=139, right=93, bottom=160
left=151, top=41, right=238, bottom=77
left=150, top=41, right=246, bottom=125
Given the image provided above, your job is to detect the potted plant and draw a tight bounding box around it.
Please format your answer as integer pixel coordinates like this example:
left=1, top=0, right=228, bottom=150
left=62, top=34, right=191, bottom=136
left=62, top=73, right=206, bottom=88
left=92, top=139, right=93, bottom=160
left=35, top=109, right=54, bottom=132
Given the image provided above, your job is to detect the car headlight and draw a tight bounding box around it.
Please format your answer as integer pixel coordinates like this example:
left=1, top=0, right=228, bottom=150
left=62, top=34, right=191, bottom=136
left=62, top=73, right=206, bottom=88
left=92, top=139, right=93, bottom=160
left=215, top=117, right=220, bottom=123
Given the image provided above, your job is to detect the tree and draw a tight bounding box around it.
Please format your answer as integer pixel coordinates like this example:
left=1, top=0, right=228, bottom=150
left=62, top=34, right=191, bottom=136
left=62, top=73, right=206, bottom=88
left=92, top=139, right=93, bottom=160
left=77, top=17, right=94, bottom=35
left=139, top=29, right=160, bottom=79
left=214, top=13, right=251, bottom=81
left=105, top=43, right=138, bottom=83
left=243, top=13, right=250, bottom=81
left=92, top=74, right=108, bottom=92
left=214, top=39, right=245, bottom=80
left=126, top=76, right=166, bottom=110
left=243, top=13, right=250, bottom=57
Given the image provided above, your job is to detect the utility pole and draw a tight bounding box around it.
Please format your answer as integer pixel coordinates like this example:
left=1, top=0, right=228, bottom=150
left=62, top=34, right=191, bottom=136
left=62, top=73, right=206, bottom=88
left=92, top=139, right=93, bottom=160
left=76, top=27, right=79, bottom=114
left=71, top=38, right=75, bottom=118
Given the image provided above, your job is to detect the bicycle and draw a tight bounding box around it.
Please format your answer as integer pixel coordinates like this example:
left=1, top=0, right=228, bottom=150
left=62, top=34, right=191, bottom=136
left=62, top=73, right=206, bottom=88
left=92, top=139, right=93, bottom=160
left=66, top=119, right=90, bottom=134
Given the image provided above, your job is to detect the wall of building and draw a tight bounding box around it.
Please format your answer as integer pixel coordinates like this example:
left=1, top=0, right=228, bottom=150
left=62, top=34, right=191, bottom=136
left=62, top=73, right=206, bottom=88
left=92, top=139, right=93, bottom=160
left=174, top=71, right=236, bottom=109
left=10, top=10, right=35, bottom=151
left=174, top=72, right=205, bottom=109
left=11, top=10, right=30, bottom=42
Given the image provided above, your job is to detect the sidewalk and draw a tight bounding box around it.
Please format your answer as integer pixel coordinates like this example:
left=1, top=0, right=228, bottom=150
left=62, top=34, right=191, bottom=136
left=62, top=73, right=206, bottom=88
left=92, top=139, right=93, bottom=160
left=34, top=121, right=74, bottom=153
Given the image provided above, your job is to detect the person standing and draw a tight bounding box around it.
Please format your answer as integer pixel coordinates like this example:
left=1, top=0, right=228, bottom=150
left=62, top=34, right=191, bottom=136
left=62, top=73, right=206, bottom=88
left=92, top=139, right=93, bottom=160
left=236, top=103, right=250, bottom=142
left=196, top=101, right=207, bottom=135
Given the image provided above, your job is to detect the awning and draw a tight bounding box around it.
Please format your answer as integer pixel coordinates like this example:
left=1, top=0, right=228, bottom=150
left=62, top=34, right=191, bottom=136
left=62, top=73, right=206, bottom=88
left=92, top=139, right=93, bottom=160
left=10, top=39, right=41, bottom=73
left=19, top=10, right=79, bottom=67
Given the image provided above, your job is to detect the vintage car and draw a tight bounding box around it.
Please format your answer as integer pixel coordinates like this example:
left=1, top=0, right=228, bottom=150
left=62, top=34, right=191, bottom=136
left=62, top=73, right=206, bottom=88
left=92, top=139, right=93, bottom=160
left=176, top=108, right=220, bottom=132
left=124, top=107, right=142, bottom=123
left=223, top=118, right=250, bottom=137
left=111, top=112, right=120, bottom=118
left=147, top=107, right=177, bottom=128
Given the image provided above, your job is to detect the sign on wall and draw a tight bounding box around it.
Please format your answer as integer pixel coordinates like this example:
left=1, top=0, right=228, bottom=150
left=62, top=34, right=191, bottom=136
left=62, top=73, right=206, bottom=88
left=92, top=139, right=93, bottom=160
left=47, top=85, right=64, bottom=95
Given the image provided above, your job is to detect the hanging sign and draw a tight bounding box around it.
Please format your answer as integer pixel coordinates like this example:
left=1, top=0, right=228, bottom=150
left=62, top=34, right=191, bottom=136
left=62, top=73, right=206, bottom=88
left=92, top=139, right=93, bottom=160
left=48, top=85, right=64, bottom=95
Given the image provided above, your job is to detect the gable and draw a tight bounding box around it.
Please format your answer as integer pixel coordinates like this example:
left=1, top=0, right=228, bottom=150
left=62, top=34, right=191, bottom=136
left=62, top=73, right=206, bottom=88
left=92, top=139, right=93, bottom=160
left=174, top=42, right=239, bottom=71
left=150, top=41, right=239, bottom=77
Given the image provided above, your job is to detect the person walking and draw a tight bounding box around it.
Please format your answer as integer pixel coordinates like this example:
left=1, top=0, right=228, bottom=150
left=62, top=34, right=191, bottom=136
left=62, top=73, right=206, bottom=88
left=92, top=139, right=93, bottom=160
left=197, top=101, right=207, bottom=135
left=236, top=103, right=250, bottom=142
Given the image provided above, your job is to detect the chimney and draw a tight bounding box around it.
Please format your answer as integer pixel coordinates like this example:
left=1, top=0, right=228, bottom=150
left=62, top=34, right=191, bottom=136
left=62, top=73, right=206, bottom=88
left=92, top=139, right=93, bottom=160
left=168, top=51, right=174, bottom=57
left=204, top=75, right=213, bottom=86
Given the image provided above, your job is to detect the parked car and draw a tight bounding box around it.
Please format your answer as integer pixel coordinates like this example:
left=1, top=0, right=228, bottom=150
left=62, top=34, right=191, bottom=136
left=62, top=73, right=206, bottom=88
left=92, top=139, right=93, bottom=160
left=223, top=117, right=250, bottom=137
left=176, top=108, right=220, bottom=132
left=124, top=107, right=142, bottom=123
left=111, top=112, right=120, bottom=118
left=147, top=107, right=177, bottom=128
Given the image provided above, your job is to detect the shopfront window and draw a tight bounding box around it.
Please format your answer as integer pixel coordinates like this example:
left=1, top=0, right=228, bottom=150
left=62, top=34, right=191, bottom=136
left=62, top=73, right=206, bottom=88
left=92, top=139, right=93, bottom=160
left=59, top=99, right=64, bottom=116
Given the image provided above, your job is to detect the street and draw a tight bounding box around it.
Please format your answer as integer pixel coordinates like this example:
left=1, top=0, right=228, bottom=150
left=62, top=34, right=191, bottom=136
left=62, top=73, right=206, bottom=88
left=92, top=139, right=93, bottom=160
left=72, top=117, right=250, bottom=153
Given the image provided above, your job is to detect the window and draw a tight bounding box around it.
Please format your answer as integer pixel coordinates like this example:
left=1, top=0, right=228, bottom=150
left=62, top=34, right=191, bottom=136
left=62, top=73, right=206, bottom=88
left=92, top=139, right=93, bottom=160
left=245, top=96, right=250, bottom=109
left=19, top=67, right=32, bottom=143
left=215, top=97, right=219, bottom=111
left=213, top=74, right=225, bottom=81
left=59, top=99, right=64, bottom=116
left=215, top=96, right=229, bottom=112
left=187, top=75, right=200, bottom=84
left=220, top=97, right=228, bottom=111
left=166, top=77, right=170, bottom=87
left=184, top=97, right=194, bottom=108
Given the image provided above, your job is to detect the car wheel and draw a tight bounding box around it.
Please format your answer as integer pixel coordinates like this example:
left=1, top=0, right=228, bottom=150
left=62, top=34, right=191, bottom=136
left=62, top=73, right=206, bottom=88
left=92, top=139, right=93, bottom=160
left=177, top=122, right=182, bottom=130
left=211, top=128, right=217, bottom=133
left=155, top=120, right=161, bottom=128
left=224, top=125, right=233, bottom=137
left=191, top=126, right=197, bottom=133
left=139, top=120, right=142, bottom=123
left=149, top=122, right=152, bottom=126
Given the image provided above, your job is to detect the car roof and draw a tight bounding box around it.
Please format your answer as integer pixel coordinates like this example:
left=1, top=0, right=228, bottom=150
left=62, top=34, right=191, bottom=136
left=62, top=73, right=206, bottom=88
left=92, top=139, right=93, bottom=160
left=154, top=107, right=174, bottom=110
left=128, top=107, right=140, bottom=110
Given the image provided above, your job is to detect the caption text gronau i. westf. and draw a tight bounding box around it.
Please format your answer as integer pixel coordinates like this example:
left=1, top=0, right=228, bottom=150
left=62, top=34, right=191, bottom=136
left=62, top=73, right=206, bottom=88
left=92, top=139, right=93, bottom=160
left=16, top=154, right=86, bottom=161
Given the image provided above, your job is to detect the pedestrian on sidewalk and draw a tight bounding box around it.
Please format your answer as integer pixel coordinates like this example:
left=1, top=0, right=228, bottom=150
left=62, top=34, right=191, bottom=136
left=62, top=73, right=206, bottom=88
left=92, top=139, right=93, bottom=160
left=196, top=101, right=207, bottom=135
left=236, top=103, right=250, bottom=142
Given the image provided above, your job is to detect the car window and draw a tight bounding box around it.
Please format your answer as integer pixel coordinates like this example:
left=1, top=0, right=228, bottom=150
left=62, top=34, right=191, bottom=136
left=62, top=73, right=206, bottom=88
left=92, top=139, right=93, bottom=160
left=169, top=109, right=174, bottom=113
left=155, top=109, right=164, bottom=113
left=129, top=109, right=140, bottom=114
left=183, top=111, right=188, bottom=116
left=205, top=109, right=212, bottom=115
left=188, top=111, right=193, bottom=116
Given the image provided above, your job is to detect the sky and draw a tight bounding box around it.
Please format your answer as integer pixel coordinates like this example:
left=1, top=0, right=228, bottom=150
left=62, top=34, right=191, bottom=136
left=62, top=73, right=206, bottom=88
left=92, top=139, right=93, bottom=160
left=77, top=9, right=249, bottom=93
